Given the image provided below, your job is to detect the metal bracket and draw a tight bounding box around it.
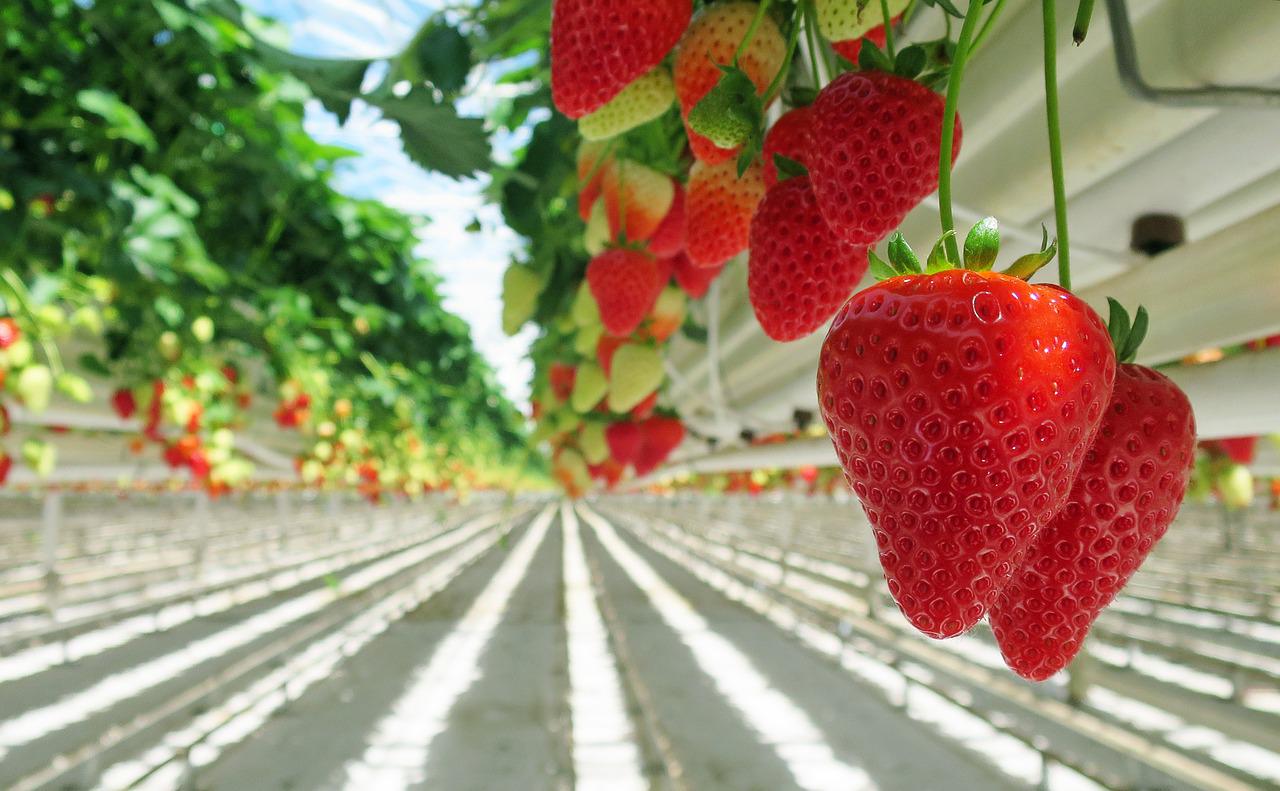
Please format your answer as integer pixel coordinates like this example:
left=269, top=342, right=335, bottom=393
left=1105, top=0, right=1280, bottom=108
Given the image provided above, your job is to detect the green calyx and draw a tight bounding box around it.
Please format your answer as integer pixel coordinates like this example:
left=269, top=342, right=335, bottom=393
left=868, top=217, right=1059, bottom=282
left=688, top=65, right=762, bottom=150
left=1106, top=298, right=1150, bottom=364
left=853, top=39, right=953, bottom=91
left=772, top=153, right=809, bottom=182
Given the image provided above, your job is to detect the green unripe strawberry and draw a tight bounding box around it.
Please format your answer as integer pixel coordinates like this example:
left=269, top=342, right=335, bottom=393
left=71, top=306, right=103, bottom=335
left=574, top=322, right=604, bottom=357
left=1219, top=464, right=1254, bottom=510
left=687, top=65, right=763, bottom=150
left=584, top=199, right=610, bottom=255
left=22, top=438, right=56, bottom=478
left=191, top=315, right=215, bottom=343
left=571, top=362, right=608, bottom=413
left=158, top=331, right=182, bottom=362
left=608, top=343, right=664, bottom=413
left=0, top=337, right=34, bottom=369
left=56, top=372, right=92, bottom=403
left=15, top=364, right=53, bottom=412
left=580, top=68, right=676, bottom=141
left=35, top=305, right=67, bottom=335
left=580, top=421, right=610, bottom=465
left=571, top=281, right=601, bottom=327
left=502, top=264, right=542, bottom=336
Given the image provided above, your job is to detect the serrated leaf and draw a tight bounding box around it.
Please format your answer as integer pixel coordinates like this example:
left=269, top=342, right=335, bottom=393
left=376, top=92, right=490, bottom=179
left=773, top=153, right=809, bottom=181
left=868, top=250, right=898, bottom=281
left=254, top=42, right=371, bottom=123
left=963, top=217, right=1000, bottom=271
left=927, top=232, right=957, bottom=273
left=894, top=45, right=927, bottom=80
left=409, top=20, right=472, bottom=94
left=886, top=232, right=922, bottom=274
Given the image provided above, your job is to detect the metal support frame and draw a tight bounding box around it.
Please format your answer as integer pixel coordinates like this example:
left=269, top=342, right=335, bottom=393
left=1105, top=0, right=1280, bottom=108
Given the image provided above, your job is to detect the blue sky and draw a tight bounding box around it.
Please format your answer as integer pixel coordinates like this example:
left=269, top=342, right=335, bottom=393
left=242, top=0, right=538, bottom=405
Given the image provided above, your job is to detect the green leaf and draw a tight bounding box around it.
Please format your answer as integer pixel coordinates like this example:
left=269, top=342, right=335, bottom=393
left=1003, top=237, right=1059, bottom=280
left=1120, top=305, right=1150, bottom=363
left=680, top=313, right=708, bottom=342
left=407, top=20, right=472, bottom=94
left=963, top=217, right=1000, bottom=271
left=76, top=90, right=157, bottom=151
left=868, top=250, right=898, bottom=281
left=773, top=154, right=809, bottom=181
left=77, top=353, right=112, bottom=378
left=894, top=45, right=927, bottom=80
left=886, top=232, right=922, bottom=274
left=922, top=0, right=966, bottom=18
left=927, top=232, right=957, bottom=273
left=376, top=93, right=491, bottom=179
left=254, top=42, right=371, bottom=123
left=858, top=41, right=895, bottom=73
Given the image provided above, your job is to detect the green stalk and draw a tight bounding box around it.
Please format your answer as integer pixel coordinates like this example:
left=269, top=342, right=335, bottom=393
left=764, top=4, right=806, bottom=102
left=803, top=0, right=826, bottom=86
left=970, top=0, right=1010, bottom=55
left=1042, top=0, right=1072, bottom=290
left=937, top=1, right=985, bottom=264
left=1072, top=0, right=1096, bottom=44
left=733, top=0, right=774, bottom=65
left=879, top=0, right=897, bottom=58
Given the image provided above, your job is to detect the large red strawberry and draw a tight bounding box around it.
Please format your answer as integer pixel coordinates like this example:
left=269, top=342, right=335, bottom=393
left=809, top=71, right=961, bottom=246
left=634, top=416, right=686, bottom=476
left=606, top=420, right=643, bottom=465
left=671, top=252, right=723, bottom=298
left=761, top=105, right=815, bottom=188
left=748, top=176, right=869, bottom=341
left=817, top=240, right=1116, bottom=638
left=989, top=364, right=1195, bottom=680
left=587, top=249, right=668, bottom=336
left=674, top=2, right=786, bottom=163
left=602, top=160, right=676, bottom=243
left=552, top=0, right=692, bottom=118
left=648, top=183, right=686, bottom=257
left=686, top=158, right=766, bottom=267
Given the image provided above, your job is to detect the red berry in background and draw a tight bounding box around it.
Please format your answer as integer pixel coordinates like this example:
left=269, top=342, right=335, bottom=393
left=830, top=19, right=894, bottom=64
left=587, top=249, right=668, bottom=336
left=647, top=183, right=686, bottom=257
left=0, top=317, right=19, bottom=349
left=685, top=158, right=766, bottom=268
left=551, top=0, right=691, bottom=118
left=0, top=404, right=9, bottom=436
left=1216, top=436, right=1258, bottom=465
left=633, top=416, right=685, bottom=476
left=0, top=452, right=10, bottom=485
left=589, top=457, right=626, bottom=488
left=761, top=105, right=815, bottom=188
left=809, top=71, right=961, bottom=246
left=111, top=388, right=137, bottom=420
left=549, top=363, right=577, bottom=402
left=670, top=252, right=723, bottom=299
left=631, top=391, right=659, bottom=419
left=597, top=335, right=626, bottom=376
left=674, top=2, right=786, bottom=163
left=606, top=420, right=643, bottom=465
left=748, top=176, right=869, bottom=341
left=222, top=364, right=239, bottom=384
left=989, top=364, right=1195, bottom=680
left=817, top=270, right=1116, bottom=638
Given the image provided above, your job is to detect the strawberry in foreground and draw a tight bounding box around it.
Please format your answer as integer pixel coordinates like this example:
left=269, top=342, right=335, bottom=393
left=809, top=69, right=961, bottom=246
left=748, top=175, right=869, bottom=341
left=674, top=1, right=786, bottom=163
left=685, top=158, right=766, bottom=268
left=817, top=221, right=1117, bottom=638
left=989, top=302, right=1196, bottom=680
left=551, top=0, right=691, bottom=119
left=587, top=249, right=669, bottom=337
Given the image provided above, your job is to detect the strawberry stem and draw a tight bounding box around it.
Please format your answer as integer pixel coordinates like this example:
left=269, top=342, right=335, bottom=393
left=803, top=0, right=829, bottom=86
left=1042, top=0, right=1072, bottom=291
left=879, top=0, right=897, bottom=58
left=970, top=0, right=1010, bottom=55
left=733, top=0, right=774, bottom=66
left=937, top=0, right=984, bottom=265
left=764, top=3, right=806, bottom=101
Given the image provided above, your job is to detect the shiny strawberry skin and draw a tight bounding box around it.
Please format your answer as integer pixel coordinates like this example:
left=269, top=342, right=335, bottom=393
left=817, top=270, right=1116, bottom=638
left=552, top=0, right=691, bottom=118
left=989, top=364, right=1195, bottom=680
left=761, top=106, right=815, bottom=188
left=587, top=249, right=668, bottom=337
left=748, top=176, right=868, bottom=341
left=809, top=71, right=961, bottom=246
left=685, top=158, right=766, bottom=268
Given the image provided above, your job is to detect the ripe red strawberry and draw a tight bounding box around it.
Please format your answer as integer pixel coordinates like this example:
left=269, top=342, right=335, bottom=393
left=674, top=2, right=787, bottom=163
left=831, top=18, right=893, bottom=63
left=761, top=106, right=815, bottom=188
left=588, top=249, right=668, bottom=336
left=111, top=388, right=137, bottom=420
left=549, top=363, right=577, bottom=402
left=686, top=158, right=766, bottom=267
left=1216, top=436, right=1257, bottom=465
left=648, top=183, right=686, bottom=257
left=634, top=416, right=685, bottom=476
left=671, top=252, right=723, bottom=298
left=0, top=451, right=10, bottom=486
left=602, top=160, right=676, bottom=242
left=606, top=420, right=643, bottom=465
left=817, top=270, right=1116, bottom=638
left=631, top=391, right=659, bottom=419
left=809, top=71, right=961, bottom=245
left=0, top=317, right=19, bottom=349
left=748, top=176, right=869, bottom=341
left=552, top=0, right=692, bottom=118
left=597, top=335, right=626, bottom=376
left=645, top=285, right=687, bottom=342
left=989, top=364, right=1195, bottom=680
left=589, top=456, right=626, bottom=488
